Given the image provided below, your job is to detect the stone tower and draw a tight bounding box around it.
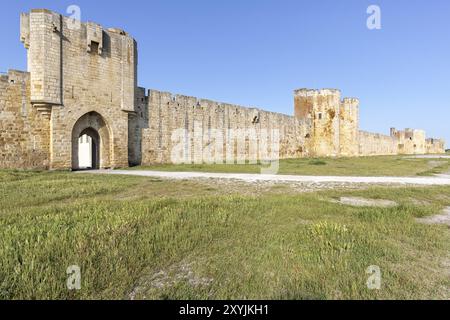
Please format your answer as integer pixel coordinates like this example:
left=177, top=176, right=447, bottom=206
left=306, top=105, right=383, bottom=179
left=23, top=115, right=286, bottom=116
left=20, top=10, right=63, bottom=117
left=339, top=98, right=359, bottom=157
left=294, top=89, right=341, bottom=157
left=19, top=9, right=138, bottom=169
left=390, top=128, right=426, bottom=155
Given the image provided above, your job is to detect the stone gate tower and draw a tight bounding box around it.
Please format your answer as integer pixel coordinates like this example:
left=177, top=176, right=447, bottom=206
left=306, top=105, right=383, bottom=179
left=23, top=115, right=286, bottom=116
left=20, top=9, right=137, bottom=169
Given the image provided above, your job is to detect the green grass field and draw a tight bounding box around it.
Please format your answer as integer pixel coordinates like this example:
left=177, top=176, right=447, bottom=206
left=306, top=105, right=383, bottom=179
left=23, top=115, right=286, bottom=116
left=129, top=155, right=450, bottom=177
left=0, top=170, right=449, bottom=300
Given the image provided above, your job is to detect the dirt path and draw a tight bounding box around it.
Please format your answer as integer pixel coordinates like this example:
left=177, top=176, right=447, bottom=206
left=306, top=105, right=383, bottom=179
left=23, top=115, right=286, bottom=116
left=417, top=207, right=450, bottom=226
left=81, top=170, right=450, bottom=186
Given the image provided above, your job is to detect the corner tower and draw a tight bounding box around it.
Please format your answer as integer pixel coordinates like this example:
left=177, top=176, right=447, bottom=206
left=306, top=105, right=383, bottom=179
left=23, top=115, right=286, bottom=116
left=294, top=89, right=341, bottom=157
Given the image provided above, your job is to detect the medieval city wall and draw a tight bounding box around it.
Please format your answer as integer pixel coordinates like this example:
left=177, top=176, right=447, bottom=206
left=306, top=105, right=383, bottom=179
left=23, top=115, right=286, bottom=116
left=358, top=131, right=398, bottom=156
left=141, top=90, right=311, bottom=165
left=0, top=9, right=446, bottom=171
left=0, top=70, right=50, bottom=169
left=426, top=139, right=445, bottom=154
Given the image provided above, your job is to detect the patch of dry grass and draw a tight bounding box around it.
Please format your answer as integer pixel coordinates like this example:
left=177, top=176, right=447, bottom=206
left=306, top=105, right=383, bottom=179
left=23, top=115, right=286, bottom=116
left=0, top=171, right=449, bottom=300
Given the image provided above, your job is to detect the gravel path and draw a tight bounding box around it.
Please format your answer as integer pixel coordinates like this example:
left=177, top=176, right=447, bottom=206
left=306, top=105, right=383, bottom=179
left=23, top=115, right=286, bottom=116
left=82, top=170, right=450, bottom=186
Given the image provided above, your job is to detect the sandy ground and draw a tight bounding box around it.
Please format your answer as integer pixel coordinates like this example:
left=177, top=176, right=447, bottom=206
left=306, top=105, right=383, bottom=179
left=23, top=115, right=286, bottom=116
left=82, top=170, right=450, bottom=186
left=417, top=207, right=450, bottom=226
left=333, top=197, right=398, bottom=207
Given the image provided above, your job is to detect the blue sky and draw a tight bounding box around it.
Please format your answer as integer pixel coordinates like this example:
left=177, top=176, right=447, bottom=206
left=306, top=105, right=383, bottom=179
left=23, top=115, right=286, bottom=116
left=1, top=0, right=449, bottom=144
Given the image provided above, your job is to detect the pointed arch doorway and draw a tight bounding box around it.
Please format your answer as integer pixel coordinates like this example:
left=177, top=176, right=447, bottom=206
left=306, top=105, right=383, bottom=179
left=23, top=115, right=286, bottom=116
left=71, top=111, right=111, bottom=170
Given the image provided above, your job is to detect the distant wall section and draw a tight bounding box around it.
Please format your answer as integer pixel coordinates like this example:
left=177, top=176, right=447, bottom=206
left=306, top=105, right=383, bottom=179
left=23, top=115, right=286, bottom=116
left=358, top=131, right=398, bottom=156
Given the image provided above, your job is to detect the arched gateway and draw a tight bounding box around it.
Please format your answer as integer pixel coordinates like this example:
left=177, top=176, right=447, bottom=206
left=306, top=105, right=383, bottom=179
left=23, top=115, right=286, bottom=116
left=71, top=112, right=111, bottom=170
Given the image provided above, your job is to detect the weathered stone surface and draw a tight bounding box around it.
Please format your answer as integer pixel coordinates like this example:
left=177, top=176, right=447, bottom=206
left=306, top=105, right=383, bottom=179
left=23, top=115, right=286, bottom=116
left=339, top=98, right=359, bottom=157
left=294, top=89, right=341, bottom=157
left=141, top=90, right=309, bottom=165
left=0, top=9, right=446, bottom=170
left=0, top=70, right=50, bottom=169
left=17, top=9, right=136, bottom=169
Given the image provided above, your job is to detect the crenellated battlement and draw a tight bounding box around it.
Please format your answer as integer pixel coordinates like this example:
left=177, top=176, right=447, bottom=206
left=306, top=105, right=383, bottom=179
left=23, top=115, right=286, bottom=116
left=19, top=8, right=137, bottom=118
left=0, top=70, right=30, bottom=84
left=294, top=88, right=341, bottom=97
left=341, top=97, right=359, bottom=105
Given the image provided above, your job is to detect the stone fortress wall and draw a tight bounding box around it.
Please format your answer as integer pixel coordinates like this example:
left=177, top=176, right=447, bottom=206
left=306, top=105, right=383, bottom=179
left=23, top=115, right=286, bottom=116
left=141, top=90, right=310, bottom=165
left=7, top=9, right=137, bottom=170
left=0, top=9, right=446, bottom=170
left=0, top=70, right=50, bottom=169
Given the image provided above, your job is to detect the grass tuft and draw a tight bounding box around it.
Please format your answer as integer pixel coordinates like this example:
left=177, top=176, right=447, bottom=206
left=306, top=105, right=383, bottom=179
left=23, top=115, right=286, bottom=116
left=308, top=159, right=327, bottom=166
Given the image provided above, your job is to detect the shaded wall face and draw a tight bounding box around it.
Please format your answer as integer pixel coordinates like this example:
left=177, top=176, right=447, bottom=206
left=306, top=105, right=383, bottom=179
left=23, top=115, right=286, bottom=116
left=0, top=71, right=50, bottom=169
left=294, top=95, right=313, bottom=120
left=128, top=87, right=149, bottom=166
